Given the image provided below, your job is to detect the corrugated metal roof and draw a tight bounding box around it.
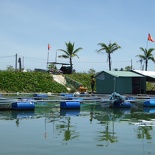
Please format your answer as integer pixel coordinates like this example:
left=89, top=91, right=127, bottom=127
left=105, top=71, right=144, bottom=77
left=133, top=70, right=155, bottom=76
left=149, top=75, right=155, bottom=78
left=133, top=70, right=155, bottom=78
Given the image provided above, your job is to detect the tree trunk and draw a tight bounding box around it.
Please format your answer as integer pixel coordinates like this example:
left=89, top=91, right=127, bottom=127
left=145, top=60, right=148, bottom=71
left=70, top=57, right=72, bottom=74
left=108, top=53, right=111, bottom=71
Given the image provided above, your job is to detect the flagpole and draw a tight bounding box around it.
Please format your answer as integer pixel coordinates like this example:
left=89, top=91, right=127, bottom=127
left=146, top=39, right=148, bottom=50
left=146, top=33, right=149, bottom=50
left=46, top=50, right=49, bottom=70
left=47, top=43, right=51, bottom=71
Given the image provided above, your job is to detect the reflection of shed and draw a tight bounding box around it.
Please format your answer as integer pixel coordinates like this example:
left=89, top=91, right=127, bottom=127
left=95, top=71, right=145, bottom=94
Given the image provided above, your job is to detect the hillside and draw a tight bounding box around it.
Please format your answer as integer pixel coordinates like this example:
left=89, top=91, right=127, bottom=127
left=1, top=71, right=154, bottom=94
left=0, top=71, right=68, bottom=93
left=64, top=73, right=95, bottom=92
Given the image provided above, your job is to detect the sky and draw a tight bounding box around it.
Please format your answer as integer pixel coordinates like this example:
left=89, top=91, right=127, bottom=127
left=1, top=0, right=155, bottom=73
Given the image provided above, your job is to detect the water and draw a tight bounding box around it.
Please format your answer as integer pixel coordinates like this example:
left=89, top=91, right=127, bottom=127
left=0, top=102, right=155, bottom=155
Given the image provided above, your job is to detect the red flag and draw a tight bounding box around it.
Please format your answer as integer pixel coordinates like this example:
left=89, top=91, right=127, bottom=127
left=148, top=33, right=154, bottom=42
left=48, top=43, right=51, bottom=50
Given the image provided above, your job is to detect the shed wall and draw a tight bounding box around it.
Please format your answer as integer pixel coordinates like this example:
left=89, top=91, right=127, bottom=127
left=96, top=73, right=115, bottom=94
left=116, top=77, right=132, bottom=94
left=95, top=71, right=146, bottom=94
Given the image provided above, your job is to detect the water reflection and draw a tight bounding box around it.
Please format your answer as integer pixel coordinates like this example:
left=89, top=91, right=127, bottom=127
left=0, top=110, right=34, bottom=120
left=137, top=126, right=153, bottom=140
left=60, top=109, right=80, bottom=116
left=96, top=118, right=118, bottom=147
left=0, top=102, right=155, bottom=148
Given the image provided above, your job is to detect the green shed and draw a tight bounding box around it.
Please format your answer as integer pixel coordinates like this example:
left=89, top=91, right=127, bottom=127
left=95, top=71, right=146, bottom=94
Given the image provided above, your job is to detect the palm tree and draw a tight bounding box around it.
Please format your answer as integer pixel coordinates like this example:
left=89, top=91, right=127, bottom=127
left=136, top=47, right=155, bottom=71
left=58, top=42, right=83, bottom=74
left=97, top=42, right=121, bottom=71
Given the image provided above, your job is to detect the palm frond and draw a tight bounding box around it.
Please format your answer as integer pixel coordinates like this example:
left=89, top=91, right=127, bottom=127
left=58, top=49, right=69, bottom=56
left=97, top=41, right=121, bottom=71
left=138, top=47, right=155, bottom=70
left=57, top=41, right=82, bottom=73
left=58, top=55, right=69, bottom=59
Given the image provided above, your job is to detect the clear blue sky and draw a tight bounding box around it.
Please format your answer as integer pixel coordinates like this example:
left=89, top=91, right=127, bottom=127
left=1, top=0, right=155, bottom=72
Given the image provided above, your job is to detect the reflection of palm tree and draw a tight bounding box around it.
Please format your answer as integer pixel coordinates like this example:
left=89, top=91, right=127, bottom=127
left=137, top=126, right=152, bottom=140
left=64, top=117, right=71, bottom=141
left=94, top=109, right=118, bottom=146
left=97, top=121, right=118, bottom=146
left=55, top=117, right=79, bottom=142
left=16, top=119, right=19, bottom=127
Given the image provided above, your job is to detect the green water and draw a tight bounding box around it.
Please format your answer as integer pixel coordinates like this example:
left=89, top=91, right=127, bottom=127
left=0, top=102, right=155, bottom=155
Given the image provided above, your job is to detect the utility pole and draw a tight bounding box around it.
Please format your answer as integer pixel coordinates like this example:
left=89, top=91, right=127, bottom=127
left=18, top=57, right=22, bottom=72
left=22, top=56, right=24, bottom=70
left=131, top=59, right=132, bottom=70
left=15, top=53, right=17, bottom=71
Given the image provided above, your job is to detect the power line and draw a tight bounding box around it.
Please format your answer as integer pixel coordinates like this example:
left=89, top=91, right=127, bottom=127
left=0, top=55, right=15, bottom=58
left=24, top=56, right=46, bottom=61
left=0, top=60, right=15, bottom=63
left=73, top=60, right=131, bottom=63
left=24, top=57, right=46, bottom=63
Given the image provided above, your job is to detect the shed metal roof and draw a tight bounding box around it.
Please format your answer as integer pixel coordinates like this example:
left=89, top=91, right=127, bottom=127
left=104, top=71, right=144, bottom=77
left=132, top=70, right=155, bottom=81
left=133, top=70, right=155, bottom=76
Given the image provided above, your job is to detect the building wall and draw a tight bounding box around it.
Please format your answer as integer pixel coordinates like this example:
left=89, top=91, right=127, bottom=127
left=116, top=77, right=132, bottom=94
left=96, top=72, right=115, bottom=94
left=96, top=72, right=146, bottom=94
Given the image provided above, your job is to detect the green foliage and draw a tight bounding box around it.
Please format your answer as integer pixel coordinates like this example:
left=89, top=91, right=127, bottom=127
left=0, top=71, right=68, bottom=93
left=87, top=68, right=96, bottom=74
left=97, top=41, right=121, bottom=71
left=146, top=82, right=155, bottom=91
left=58, top=41, right=83, bottom=73
left=0, top=71, right=153, bottom=94
left=136, top=47, right=155, bottom=71
left=48, top=63, right=57, bottom=72
left=124, top=66, right=132, bottom=71
left=6, top=65, right=15, bottom=71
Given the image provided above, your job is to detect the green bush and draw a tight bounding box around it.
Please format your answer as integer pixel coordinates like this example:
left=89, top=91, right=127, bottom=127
left=0, top=71, right=68, bottom=93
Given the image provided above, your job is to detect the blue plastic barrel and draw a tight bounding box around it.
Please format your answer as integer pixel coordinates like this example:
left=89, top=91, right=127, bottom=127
left=112, top=101, right=132, bottom=108
left=60, top=109, right=80, bottom=116
left=12, top=101, right=35, bottom=110
left=143, top=107, right=155, bottom=113
left=34, top=94, right=48, bottom=100
left=60, top=93, right=67, bottom=96
left=60, top=101, right=80, bottom=109
left=126, top=97, right=135, bottom=100
left=143, top=100, right=155, bottom=107
left=60, top=93, right=74, bottom=98
left=12, top=111, right=35, bottom=119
